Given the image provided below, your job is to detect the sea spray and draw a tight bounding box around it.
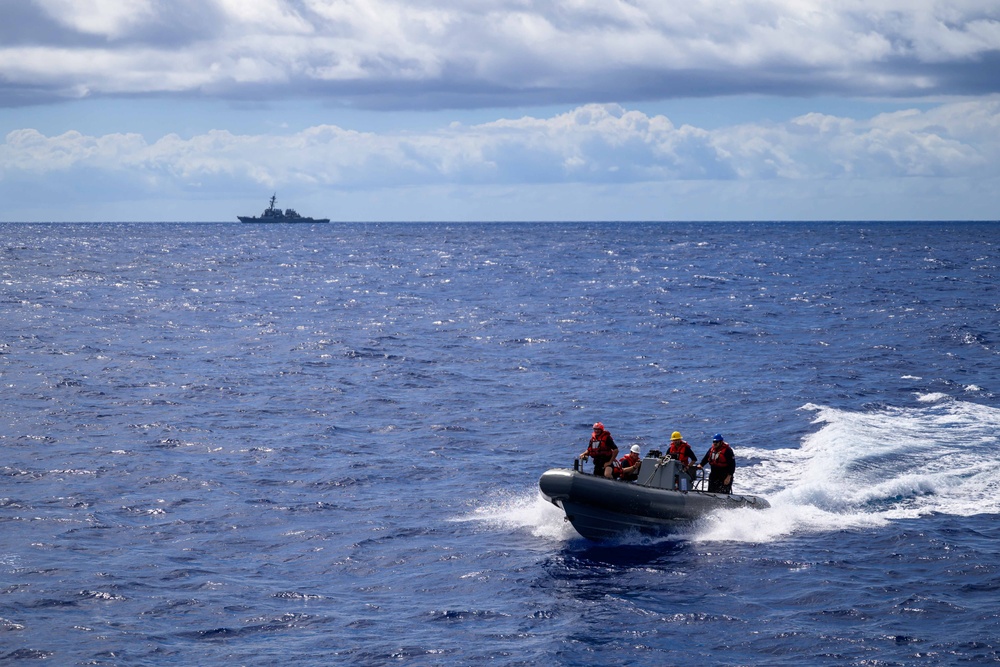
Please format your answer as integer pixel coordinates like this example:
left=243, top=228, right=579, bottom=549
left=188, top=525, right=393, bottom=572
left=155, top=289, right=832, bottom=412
left=457, top=488, right=578, bottom=541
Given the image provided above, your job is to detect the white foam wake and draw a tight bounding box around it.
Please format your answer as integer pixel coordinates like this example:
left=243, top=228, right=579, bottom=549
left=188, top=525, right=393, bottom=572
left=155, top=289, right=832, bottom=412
left=463, top=394, right=1000, bottom=544
left=690, top=394, right=1000, bottom=543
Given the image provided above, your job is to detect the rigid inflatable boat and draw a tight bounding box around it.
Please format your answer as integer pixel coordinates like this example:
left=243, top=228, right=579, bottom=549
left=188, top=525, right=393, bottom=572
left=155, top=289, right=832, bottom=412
left=539, top=452, right=770, bottom=541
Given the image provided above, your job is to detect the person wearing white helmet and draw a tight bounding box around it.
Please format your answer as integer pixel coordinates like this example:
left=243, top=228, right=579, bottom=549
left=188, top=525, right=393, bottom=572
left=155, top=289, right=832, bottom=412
left=606, top=443, right=643, bottom=481
left=579, top=422, right=618, bottom=477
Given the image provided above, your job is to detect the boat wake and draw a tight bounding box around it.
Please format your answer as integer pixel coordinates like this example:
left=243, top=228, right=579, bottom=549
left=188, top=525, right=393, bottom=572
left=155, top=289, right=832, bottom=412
left=692, top=393, right=1000, bottom=543
left=466, top=394, right=1000, bottom=544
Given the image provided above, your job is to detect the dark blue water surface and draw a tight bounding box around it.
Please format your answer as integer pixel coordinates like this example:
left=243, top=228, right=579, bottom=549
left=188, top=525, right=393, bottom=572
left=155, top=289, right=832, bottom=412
left=2, top=221, right=999, bottom=666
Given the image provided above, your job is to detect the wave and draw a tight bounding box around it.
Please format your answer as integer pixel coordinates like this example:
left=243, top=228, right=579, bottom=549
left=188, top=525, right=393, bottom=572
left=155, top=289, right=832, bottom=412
left=466, top=394, right=1000, bottom=544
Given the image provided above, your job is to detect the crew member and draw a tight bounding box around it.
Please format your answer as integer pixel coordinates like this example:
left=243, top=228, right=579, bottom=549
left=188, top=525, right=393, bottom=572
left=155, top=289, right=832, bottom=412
left=667, top=431, right=698, bottom=466
left=606, top=444, right=642, bottom=481
left=579, top=422, right=618, bottom=477
left=699, top=433, right=736, bottom=494
left=667, top=431, right=698, bottom=488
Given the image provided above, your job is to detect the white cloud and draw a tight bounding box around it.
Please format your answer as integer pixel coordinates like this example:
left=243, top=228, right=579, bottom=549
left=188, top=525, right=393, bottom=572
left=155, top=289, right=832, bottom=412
left=3, top=101, right=997, bottom=192
left=33, top=0, right=157, bottom=39
left=2, top=128, right=148, bottom=170
left=216, top=0, right=316, bottom=33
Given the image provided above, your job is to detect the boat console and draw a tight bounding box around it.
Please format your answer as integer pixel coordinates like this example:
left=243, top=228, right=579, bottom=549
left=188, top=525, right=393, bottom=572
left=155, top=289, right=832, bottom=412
left=636, top=454, right=702, bottom=491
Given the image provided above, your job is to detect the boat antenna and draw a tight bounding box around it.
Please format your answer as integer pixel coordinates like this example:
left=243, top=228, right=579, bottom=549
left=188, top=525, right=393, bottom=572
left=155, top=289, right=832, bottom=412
left=268, top=193, right=277, bottom=211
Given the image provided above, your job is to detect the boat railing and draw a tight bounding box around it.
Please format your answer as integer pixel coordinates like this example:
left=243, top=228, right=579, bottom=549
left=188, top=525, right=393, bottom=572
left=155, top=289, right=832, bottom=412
left=691, top=465, right=707, bottom=491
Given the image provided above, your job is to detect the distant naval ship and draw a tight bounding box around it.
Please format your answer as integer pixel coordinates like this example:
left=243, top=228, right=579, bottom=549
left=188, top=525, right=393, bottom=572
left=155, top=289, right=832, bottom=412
left=238, top=194, right=330, bottom=223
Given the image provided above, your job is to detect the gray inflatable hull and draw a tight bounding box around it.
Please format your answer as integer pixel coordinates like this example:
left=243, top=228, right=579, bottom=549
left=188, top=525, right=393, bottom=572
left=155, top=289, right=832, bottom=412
left=539, top=467, right=770, bottom=541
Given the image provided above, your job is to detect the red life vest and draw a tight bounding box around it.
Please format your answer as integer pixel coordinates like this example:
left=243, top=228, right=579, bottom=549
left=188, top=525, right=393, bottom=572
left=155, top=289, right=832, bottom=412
left=707, top=442, right=733, bottom=467
left=587, top=431, right=615, bottom=457
left=611, top=452, right=640, bottom=479
left=620, top=451, right=640, bottom=467
left=668, top=440, right=695, bottom=465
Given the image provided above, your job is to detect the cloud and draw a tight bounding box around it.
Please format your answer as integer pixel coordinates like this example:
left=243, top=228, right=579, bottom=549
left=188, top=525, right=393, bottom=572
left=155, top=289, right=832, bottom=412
left=3, top=101, right=997, bottom=194
left=1, top=0, right=998, bottom=108
left=33, top=0, right=158, bottom=39
left=712, top=101, right=1000, bottom=179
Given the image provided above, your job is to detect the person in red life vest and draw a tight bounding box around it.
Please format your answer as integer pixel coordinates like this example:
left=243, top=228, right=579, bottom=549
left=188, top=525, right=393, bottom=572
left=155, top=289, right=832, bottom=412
left=667, top=431, right=697, bottom=465
left=698, top=433, right=736, bottom=494
left=579, top=422, right=618, bottom=477
left=667, top=431, right=698, bottom=487
left=606, top=444, right=642, bottom=481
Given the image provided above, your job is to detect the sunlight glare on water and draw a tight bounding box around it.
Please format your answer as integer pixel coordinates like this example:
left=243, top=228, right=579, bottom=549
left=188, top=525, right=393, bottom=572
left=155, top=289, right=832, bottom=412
left=3, top=221, right=999, bottom=666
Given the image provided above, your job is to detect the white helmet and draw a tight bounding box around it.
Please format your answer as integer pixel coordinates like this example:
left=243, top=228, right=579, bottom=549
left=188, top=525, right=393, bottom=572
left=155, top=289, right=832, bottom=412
left=631, top=444, right=641, bottom=454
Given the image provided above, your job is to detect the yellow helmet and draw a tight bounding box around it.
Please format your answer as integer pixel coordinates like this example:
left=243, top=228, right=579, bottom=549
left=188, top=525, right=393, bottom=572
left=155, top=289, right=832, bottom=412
left=671, top=431, right=682, bottom=440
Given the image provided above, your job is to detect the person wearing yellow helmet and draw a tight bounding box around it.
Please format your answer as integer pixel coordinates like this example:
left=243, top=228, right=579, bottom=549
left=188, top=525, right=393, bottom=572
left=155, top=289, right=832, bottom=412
left=667, top=431, right=698, bottom=466
left=666, top=431, right=699, bottom=489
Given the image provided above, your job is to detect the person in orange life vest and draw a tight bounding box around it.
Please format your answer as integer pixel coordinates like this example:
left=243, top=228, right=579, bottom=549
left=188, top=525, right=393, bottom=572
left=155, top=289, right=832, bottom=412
left=667, top=431, right=697, bottom=465
left=579, top=422, right=618, bottom=477
left=606, top=444, right=642, bottom=481
left=698, top=433, right=736, bottom=494
left=667, top=431, right=698, bottom=485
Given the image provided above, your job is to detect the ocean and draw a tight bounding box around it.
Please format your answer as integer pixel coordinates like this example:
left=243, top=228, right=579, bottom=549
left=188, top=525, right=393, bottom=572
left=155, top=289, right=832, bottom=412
left=1, top=221, right=998, bottom=666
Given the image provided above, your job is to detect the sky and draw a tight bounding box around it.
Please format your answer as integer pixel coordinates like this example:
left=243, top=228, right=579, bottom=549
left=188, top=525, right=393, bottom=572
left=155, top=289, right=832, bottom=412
left=1, top=0, right=999, bottom=222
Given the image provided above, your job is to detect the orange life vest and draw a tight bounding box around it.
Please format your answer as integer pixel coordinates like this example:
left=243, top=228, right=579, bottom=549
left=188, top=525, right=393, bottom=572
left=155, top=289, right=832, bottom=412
left=587, top=431, right=615, bottom=457
left=668, top=440, right=696, bottom=465
left=707, top=442, right=733, bottom=468
left=611, top=451, right=640, bottom=479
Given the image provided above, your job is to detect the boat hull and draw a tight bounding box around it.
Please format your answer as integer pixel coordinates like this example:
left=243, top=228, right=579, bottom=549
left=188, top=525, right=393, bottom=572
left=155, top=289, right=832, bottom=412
left=539, top=468, right=769, bottom=541
left=238, top=216, right=330, bottom=223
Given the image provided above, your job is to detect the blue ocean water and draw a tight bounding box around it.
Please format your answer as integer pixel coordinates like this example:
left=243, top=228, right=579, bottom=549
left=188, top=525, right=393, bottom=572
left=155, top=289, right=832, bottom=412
left=1, top=221, right=999, bottom=666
